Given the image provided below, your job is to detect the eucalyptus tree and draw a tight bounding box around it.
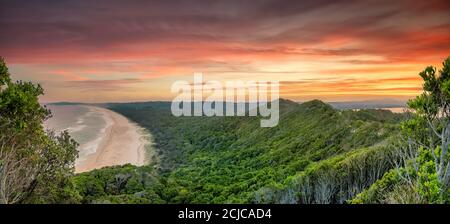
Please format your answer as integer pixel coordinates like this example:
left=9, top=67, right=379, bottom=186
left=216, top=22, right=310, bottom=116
left=401, top=57, right=450, bottom=203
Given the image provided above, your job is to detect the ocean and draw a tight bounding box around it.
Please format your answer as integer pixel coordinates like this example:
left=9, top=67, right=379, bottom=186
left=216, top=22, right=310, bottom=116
left=45, top=105, right=110, bottom=164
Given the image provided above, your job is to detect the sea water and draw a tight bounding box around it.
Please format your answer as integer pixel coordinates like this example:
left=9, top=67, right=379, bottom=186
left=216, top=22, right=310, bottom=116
left=45, top=105, right=110, bottom=164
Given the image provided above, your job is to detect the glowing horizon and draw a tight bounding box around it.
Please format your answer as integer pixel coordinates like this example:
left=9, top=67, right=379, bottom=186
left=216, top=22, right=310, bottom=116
left=1, top=0, right=450, bottom=103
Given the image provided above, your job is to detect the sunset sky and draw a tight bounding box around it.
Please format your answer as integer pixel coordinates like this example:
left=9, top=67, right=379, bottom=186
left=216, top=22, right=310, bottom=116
left=1, top=0, right=450, bottom=102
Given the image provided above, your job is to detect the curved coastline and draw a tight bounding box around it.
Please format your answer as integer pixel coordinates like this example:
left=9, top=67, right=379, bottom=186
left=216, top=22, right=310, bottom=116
left=75, top=106, right=150, bottom=173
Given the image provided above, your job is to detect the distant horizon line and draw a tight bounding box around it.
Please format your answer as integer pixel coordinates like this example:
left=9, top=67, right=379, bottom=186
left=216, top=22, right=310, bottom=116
left=44, top=97, right=408, bottom=105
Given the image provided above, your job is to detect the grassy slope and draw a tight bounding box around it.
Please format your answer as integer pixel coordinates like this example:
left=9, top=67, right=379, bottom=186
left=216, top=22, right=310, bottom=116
left=73, top=99, right=405, bottom=203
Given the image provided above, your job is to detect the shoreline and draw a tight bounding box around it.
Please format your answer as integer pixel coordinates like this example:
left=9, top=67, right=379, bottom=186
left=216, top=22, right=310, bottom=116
left=75, top=106, right=150, bottom=173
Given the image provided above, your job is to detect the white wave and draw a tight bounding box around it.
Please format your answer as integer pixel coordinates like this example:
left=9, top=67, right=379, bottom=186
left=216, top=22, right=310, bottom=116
left=76, top=107, right=114, bottom=162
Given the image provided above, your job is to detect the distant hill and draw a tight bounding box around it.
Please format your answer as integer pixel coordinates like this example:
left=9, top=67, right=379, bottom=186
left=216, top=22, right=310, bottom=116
left=46, top=102, right=86, bottom=106
left=327, top=99, right=406, bottom=110
left=49, top=98, right=407, bottom=110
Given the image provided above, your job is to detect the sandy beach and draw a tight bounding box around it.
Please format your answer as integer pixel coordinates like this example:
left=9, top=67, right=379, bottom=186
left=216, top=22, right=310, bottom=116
left=75, top=106, right=149, bottom=173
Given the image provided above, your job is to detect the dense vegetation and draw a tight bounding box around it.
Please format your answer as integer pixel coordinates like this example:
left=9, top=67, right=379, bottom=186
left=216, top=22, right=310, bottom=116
left=0, top=58, right=80, bottom=204
left=73, top=99, right=406, bottom=203
left=352, top=58, right=450, bottom=203
left=74, top=58, right=450, bottom=204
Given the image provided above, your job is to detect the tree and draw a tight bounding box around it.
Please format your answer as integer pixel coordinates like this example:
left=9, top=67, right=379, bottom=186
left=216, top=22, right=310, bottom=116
left=0, top=57, right=80, bottom=203
left=401, top=56, right=450, bottom=203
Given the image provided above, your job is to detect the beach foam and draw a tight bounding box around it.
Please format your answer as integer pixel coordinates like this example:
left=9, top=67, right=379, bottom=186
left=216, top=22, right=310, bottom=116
left=45, top=105, right=151, bottom=173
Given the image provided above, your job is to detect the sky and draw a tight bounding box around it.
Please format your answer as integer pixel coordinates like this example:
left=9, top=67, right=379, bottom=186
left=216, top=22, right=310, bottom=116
left=1, top=0, right=450, bottom=103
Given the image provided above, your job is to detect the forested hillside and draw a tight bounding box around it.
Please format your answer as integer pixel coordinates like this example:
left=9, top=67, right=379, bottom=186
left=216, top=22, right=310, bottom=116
left=74, top=99, right=406, bottom=203
left=2, top=57, right=449, bottom=204
left=77, top=57, right=450, bottom=204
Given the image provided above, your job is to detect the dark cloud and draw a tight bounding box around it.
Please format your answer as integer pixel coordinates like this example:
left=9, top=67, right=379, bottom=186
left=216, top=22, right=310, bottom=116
left=2, top=0, right=449, bottom=62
